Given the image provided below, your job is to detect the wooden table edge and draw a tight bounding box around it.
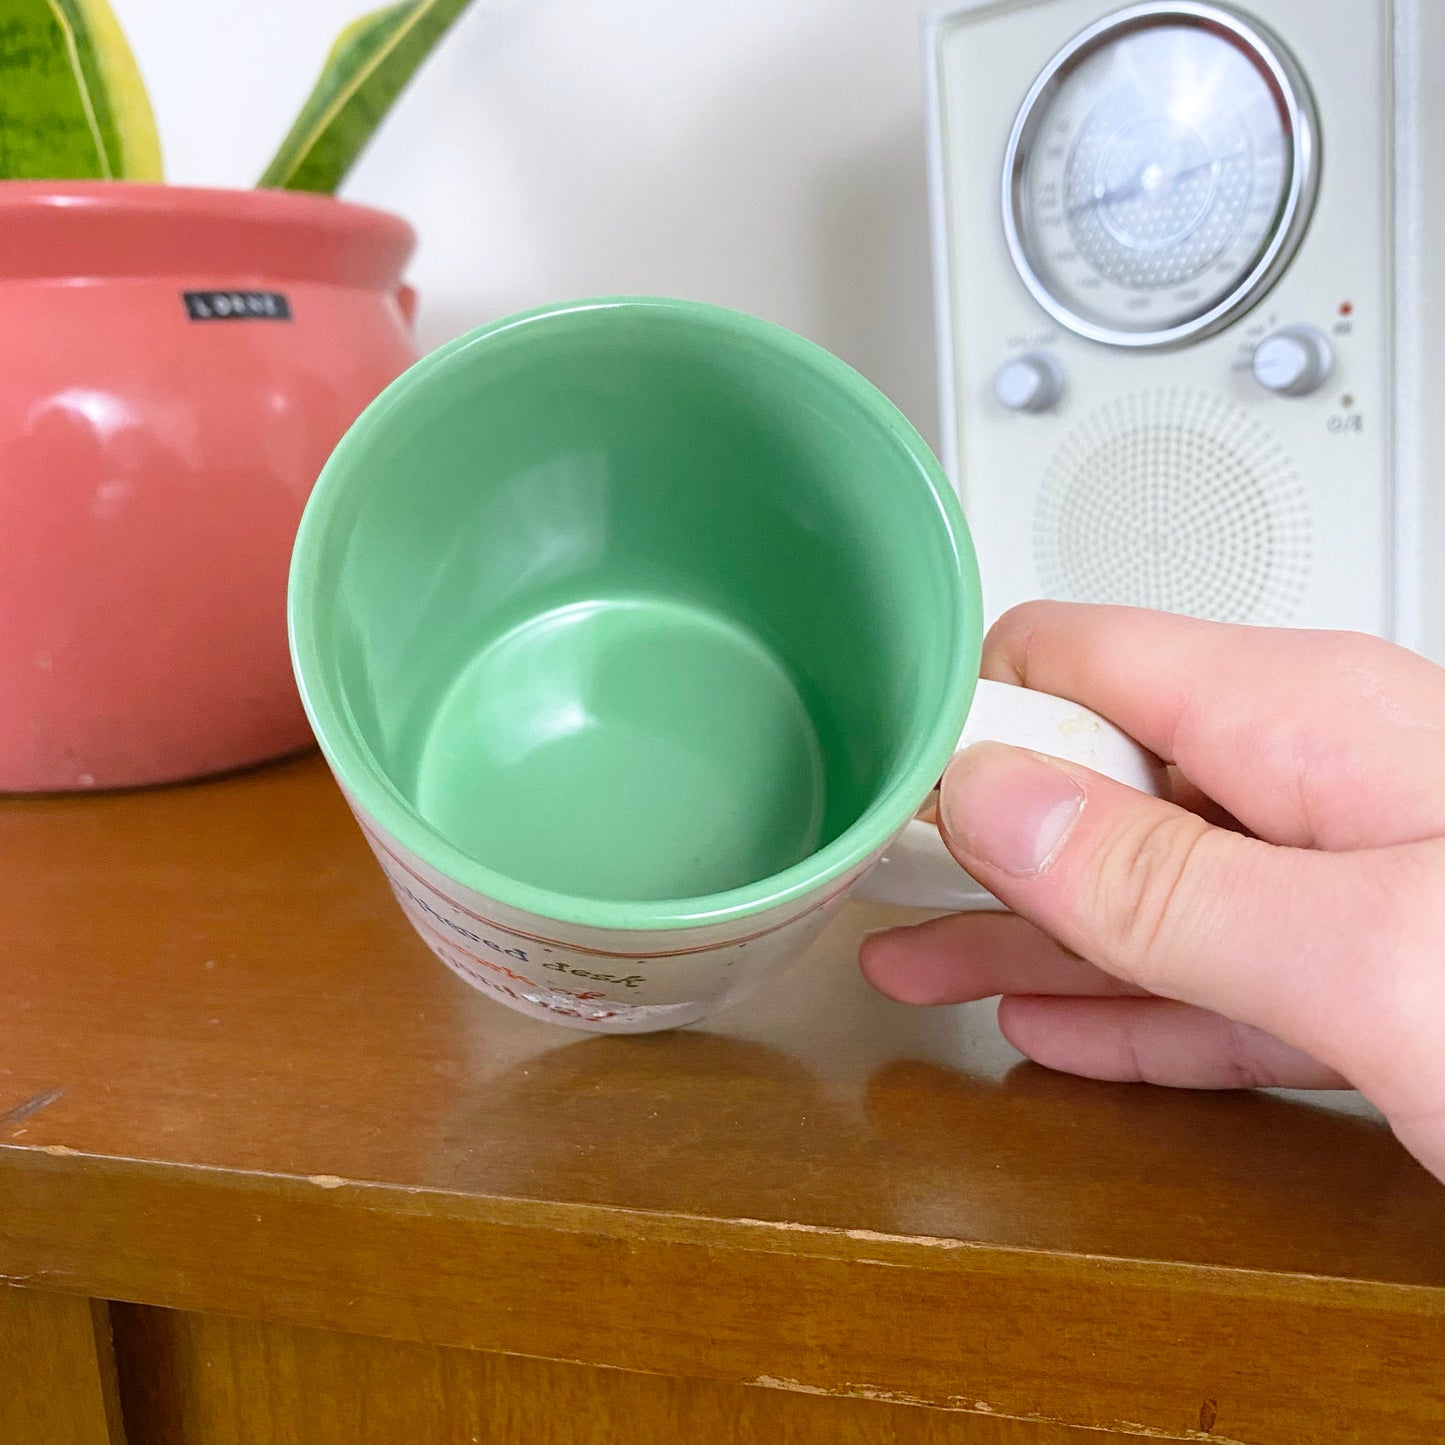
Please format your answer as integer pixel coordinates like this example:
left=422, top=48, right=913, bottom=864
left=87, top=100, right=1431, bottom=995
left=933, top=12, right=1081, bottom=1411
left=2, top=1145, right=1441, bottom=1442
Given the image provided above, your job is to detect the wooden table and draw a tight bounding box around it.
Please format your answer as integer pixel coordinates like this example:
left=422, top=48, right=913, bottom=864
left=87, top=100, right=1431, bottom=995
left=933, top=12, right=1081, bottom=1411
left=1, top=754, right=1441, bottom=1444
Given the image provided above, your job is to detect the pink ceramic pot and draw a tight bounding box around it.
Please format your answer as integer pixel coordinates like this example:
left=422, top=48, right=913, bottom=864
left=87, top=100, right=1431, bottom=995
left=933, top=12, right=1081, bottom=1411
left=0, top=182, right=419, bottom=791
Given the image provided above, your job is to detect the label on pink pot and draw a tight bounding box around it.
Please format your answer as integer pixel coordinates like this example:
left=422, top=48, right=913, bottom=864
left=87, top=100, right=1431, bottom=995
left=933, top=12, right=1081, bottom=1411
left=182, top=290, right=292, bottom=321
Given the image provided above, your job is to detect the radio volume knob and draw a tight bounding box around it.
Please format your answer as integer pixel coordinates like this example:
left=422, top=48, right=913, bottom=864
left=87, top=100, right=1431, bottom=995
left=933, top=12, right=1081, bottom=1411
left=994, top=352, right=1065, bottom=413
left=1251, top=325, right=1334, bottom=396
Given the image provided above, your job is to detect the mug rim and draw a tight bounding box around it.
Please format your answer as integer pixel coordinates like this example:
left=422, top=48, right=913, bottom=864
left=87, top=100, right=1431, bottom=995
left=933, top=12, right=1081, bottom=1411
left=288, top=296, right=983, bottom=932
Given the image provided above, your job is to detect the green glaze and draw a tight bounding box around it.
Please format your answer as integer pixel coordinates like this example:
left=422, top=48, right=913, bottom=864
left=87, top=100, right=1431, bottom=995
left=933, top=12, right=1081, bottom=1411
left=289, top=298, right=983, bottom=931
left=416, top=596, right=826, bottom=900
left=258, top=0, right=473, bottom=193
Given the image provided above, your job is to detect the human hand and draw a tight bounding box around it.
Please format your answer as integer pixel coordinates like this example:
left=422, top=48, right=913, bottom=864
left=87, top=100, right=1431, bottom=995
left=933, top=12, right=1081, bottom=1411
left=859, top=603, right=1445, bottom=1185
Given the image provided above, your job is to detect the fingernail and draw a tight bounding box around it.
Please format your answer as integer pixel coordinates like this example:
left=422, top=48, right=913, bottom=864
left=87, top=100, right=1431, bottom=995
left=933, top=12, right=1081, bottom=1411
left=940, top=742, right=1084, bottom=878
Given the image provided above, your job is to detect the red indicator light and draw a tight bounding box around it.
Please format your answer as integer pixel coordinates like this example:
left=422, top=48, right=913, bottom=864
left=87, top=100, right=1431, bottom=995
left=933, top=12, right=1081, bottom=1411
left=1339, top=301, right=1354, bottom=316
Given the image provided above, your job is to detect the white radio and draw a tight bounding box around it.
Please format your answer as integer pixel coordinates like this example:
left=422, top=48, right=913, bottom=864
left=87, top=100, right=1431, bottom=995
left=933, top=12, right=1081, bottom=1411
left=926, top=0, right=1444, bottom=664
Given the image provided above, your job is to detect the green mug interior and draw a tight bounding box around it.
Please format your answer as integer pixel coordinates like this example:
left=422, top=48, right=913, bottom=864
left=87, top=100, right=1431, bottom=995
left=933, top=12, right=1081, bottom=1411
left=290, top=299, right=982, bottom=930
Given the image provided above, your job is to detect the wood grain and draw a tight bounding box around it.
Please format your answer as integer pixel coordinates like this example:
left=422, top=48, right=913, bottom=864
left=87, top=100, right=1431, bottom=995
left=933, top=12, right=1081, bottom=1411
left=7, top=1148, right=1445, bottom=1440
left=0, top=1286, right=125, bottom=1445
left=0, top=754, right=1442, bottom=1443
left=111, top=1304, right=1148, bottom=1445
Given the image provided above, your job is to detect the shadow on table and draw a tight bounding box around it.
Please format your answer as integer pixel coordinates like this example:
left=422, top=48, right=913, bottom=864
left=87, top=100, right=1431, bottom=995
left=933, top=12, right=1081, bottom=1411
left=431, top=1022, right=1445, bottom=1288
left=433, top=1029, right=866, bottom=1221
left=863, top=1057, right=1445, bottom=1284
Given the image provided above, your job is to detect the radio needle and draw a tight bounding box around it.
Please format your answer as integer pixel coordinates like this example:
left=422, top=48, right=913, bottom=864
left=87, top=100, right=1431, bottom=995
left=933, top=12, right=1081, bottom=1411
left=1066, top=146, right=1249, bottom=217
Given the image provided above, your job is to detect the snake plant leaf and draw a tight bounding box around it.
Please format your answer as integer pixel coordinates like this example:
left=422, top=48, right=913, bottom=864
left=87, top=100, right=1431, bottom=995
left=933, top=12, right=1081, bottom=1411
left=0, top=0, right=163, bottom=180
left=258, top=0, right=474, bottom=193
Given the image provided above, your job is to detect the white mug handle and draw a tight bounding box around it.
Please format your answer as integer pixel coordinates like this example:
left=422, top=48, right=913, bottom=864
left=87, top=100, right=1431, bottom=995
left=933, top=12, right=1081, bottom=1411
left=854, top=679, right=1168, bottom=911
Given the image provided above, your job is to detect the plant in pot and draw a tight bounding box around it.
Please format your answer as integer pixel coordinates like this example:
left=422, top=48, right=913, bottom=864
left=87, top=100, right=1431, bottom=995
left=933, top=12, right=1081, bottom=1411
left=0, top=0, right=474, bottom=791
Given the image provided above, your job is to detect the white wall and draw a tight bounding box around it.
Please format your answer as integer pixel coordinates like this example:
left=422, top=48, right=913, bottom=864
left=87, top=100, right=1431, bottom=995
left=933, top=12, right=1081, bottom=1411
left=119, top=0, right=942, bottom=448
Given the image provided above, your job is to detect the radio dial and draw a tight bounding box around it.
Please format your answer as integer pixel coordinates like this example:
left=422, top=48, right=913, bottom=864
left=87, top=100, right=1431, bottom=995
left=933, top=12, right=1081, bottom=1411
left=994, top=353, right=1065, bottom=413
left=1251, top=325, right=1334, bottom=396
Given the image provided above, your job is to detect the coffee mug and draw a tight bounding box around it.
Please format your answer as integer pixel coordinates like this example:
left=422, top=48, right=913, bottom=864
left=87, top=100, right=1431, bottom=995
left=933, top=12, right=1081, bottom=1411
left=289, top=298, right=1162, bottom=1033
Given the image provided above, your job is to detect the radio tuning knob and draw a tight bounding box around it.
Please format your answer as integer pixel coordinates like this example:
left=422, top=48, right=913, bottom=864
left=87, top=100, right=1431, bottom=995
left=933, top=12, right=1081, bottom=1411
left=1251, top=325, right=1334, bottom=396
left=994, top=352, right=1065, bottom=413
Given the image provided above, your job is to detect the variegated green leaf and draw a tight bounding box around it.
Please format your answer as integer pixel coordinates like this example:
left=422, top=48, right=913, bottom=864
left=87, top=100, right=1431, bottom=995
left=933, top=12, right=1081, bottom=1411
left=0, top=0, right=162, bottom=180
left=258, top=0, right=473, bottom=193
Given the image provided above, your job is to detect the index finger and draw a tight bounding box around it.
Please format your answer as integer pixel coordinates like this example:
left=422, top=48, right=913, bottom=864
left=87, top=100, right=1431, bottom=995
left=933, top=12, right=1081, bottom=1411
left=981, top=601, right=1445, bottom=850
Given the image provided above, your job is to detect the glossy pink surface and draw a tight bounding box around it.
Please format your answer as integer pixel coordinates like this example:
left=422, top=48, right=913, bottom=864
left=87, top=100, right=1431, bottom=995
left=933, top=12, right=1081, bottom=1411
left=0, top=182, right=419, bottom=790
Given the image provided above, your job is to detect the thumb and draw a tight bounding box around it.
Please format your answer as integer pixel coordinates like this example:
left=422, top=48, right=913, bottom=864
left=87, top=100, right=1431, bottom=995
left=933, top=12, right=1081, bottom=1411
left=937, top=741, right=1356, bottom=1050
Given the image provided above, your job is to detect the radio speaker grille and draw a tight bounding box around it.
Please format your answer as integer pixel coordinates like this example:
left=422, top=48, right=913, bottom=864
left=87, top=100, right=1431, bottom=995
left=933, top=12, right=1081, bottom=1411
left=1033, top=390, right=1313, bottom=624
